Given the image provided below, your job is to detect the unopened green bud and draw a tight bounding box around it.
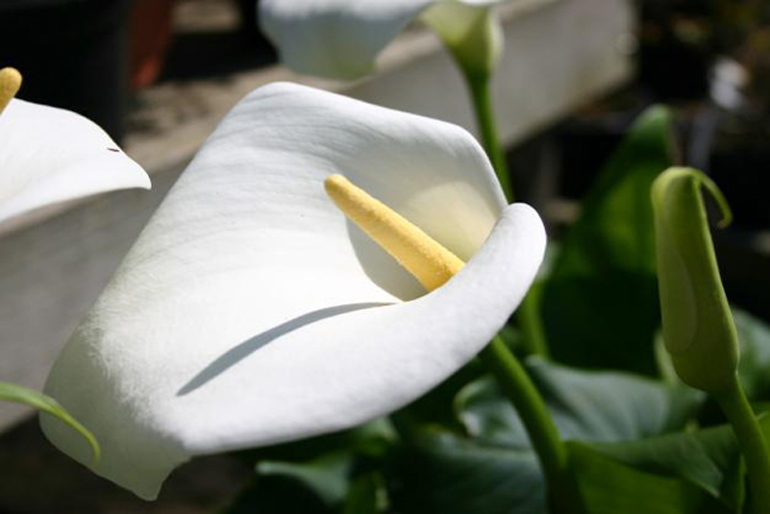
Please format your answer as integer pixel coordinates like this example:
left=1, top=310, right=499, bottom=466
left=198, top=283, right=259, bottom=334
left=651, top=167, right=737, bottom=395
left=422, top=4, right=503, bottom=79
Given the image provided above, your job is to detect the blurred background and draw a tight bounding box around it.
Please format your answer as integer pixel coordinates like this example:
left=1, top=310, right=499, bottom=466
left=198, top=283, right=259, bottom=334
left=0, top=0, right=768, bottom=512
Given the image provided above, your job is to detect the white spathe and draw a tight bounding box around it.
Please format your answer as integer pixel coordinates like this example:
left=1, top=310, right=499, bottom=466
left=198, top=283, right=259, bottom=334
left=0, top=99, right=150, bottom=228
left=260, top=0, right=505, bottom=79
left=41, top=82, right=546, bottom=500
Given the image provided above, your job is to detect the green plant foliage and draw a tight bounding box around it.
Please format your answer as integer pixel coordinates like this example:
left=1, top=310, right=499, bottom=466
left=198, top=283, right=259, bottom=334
left=224, top=354, right=770, bottom=514
left=390, top=430, right=546, bottom=514
left=573, top=416, right=770, bottom=512
left=257, top=452, right=353, bottom=507
left=542, top=106, right=676, bottom=375
left=567, top=443, right=727, bottom=514
left=734, top=308, right=770, bottom=401
left=456, top=359, right=703, bottom=447
left=0, top=381, right=99, bottom=465
left=224, top=451, right=360, bottom=514
left=343, top=473, right=387, bottom=514
left=225, top=420, right=395, bottom=514
left=223, top=473, right=335, bottom=514
left=390, top=359, right=703, bottom=513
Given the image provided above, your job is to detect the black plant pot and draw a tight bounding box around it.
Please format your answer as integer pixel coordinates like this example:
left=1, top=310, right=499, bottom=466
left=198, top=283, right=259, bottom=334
left=0, top=0, right=132, bottom=141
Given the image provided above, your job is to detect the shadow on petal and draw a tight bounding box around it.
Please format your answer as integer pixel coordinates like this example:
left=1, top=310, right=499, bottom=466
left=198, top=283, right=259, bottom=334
left=347, top=219, right=424, bottom=301
left=177, top=301, right=393, bottom=396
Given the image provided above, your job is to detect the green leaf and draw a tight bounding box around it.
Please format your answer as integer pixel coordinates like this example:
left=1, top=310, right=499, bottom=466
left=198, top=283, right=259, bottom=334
left=0, top=381, right=99, bottom=464
left=256, top=452, right=352, bottom=507
left=226, top=419, right=396, bottom=514
left=576, top=417, right=758, bottom=512
left=542, top=106, right=676, bottom=375
left=568, top=442, right=726, bottom=514
left=390, top=430, right=547, bottom=514
left=391, top=359, right=702, bottom=513
left=393, top=422, right=736, bottom=514
left=734, top=308, right=770, bottom=401
left=576, top=414, right=770, bottom=511
left=223, top=475, right=333, bottom=514
left=455, top=358, right=703, bottom=447
left=343, top=473, right=387, bottom=514
left=225, top=451, right=356, bottom=514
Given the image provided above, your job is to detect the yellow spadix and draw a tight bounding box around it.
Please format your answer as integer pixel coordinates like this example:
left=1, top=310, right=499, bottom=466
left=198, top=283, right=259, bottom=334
left=324, top=174, right=464, bottom=292
left=0, top=67, right=22, bottom=113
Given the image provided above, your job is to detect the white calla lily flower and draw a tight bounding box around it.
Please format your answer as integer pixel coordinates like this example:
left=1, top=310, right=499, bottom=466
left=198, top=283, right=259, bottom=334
left=42, top=82, right=545, bottom=500
left=260, top=0, right=505, bottom=79
left=0, top=68, right=150, bottom=229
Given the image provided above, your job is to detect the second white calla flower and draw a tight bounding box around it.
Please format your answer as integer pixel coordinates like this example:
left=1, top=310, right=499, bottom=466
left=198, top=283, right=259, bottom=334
left=259, top=0, right=505, bottom=79
left=0, top=68, right=150, bottom=229
left=42, top=82, right=545, bottom=500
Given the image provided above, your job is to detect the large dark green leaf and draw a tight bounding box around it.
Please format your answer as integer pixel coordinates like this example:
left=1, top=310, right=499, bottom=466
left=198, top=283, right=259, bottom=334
left=576, top=414, right=770, bottom=511
left=225, top=419, right=395, bottom=514
left=391, top=359, right=702, bottom=514
left=256, top=452, right=353, bottom=507
left=568, top=442, right=727, bottom=514
left=390, top=430, right=546, bottom=514
left=577, top=424, right=744, bottom=511
left=0, top=381, right=99, bottom=464
left=222, top=473, right=334, bottom=514
left=542, top=106, right=676, bottom=375
left=734, top=308, right=770, bottom=401
left=455, top=358, right=703, bottom=447
left=342, top=473, right=387, bottom=514
left=393, top=424, right=737, bottom=514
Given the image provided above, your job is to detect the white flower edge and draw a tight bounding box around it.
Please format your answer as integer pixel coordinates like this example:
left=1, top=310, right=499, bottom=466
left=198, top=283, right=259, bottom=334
left=41, top=82, right=545, bottom=500
left=259, top=0, right=505, bottom=79
left=0, top=99, right=150, bottom=228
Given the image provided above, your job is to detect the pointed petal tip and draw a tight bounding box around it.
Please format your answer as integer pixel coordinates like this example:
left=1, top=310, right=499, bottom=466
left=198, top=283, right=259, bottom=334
left=0, top=99, right=152, bottom=226
left=39, top=401, right=182, bottom=501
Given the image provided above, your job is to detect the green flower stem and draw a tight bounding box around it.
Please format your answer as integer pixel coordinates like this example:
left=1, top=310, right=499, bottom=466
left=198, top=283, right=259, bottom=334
left=466, top=71, right=513, bottom=200
left=714, top=376, right=770, bottom=514
left=480, top=336, right=583, bottom=514
left=465, top=70, right=549, bottom=358
left=516, top=287, right=550, bottom=359
left=439, top=15, right=572, bottom=507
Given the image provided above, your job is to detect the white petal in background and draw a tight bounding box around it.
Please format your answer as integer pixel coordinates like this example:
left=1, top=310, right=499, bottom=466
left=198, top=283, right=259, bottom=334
left=260, top=0, right=505, bottom=79
left=42, top=83, right=545, bottom=500
left=0, top=99, right=150, bottom=229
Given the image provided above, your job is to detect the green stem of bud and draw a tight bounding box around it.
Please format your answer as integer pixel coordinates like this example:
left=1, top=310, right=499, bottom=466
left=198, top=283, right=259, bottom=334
left=714, top=376, right=770, bottom=514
